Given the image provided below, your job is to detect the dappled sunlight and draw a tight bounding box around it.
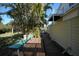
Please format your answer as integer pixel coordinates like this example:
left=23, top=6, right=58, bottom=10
left=0, top=32, right=22, bottom=37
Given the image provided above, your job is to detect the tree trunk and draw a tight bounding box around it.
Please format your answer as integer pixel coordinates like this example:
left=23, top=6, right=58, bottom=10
left=12, top=27, right=14, bottom=34
left=22, top=27, right=26, bottom=34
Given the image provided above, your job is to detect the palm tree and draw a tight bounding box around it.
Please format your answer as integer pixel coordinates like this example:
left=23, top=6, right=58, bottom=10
left=29, top=3, right=45, bottom=37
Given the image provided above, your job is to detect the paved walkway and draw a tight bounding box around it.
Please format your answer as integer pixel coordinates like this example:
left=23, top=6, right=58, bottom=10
left=41, top=32, right=70, bottom=56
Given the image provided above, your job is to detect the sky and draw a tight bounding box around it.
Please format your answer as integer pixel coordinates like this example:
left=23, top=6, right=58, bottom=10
left=45, top=3, right=60, bottom=20
left=0, top=5, right=12, bottom=24
left=45, top=3, right=60, bottom=25
left=1, top=15, right=13, bottom=24
left=0, top=3, right=60, bottom=24
left=0, top=6, right=11, bottom=13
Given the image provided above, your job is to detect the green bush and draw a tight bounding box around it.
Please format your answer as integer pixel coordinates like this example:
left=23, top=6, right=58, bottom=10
left=33, top=27, right=40, bottom=38
left=0, top=28, right=10, bottom=34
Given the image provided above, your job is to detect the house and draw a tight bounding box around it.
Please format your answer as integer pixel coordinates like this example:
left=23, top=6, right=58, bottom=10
left=48, top=3, right=78, bottom=22
left=47, top=3, right=79, bottom=56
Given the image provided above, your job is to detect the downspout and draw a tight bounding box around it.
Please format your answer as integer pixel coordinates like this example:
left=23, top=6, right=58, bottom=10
left=53, top=14, right=55, bottom=24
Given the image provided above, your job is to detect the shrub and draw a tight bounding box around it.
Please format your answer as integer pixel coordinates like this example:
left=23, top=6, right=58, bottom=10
left=0, top=28, right=11, bottom=34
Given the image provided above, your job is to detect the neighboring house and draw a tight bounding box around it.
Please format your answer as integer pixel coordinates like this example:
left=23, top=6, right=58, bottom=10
left=47, top=3, right=79, bottom=56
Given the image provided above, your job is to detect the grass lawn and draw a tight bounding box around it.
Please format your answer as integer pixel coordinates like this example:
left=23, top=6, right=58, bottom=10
left=0, top=32, right=22, bottom=37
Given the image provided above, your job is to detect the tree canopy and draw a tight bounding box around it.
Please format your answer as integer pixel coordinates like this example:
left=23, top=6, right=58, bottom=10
left=0, top=3, right=47, bottom=34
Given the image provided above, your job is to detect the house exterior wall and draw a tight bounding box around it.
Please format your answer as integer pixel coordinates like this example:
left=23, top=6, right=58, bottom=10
left=47, top=4, right=79, bottom=55
left=63, top=8, right=78, bottom=21
left=71, top=17, right=79, bottom=55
